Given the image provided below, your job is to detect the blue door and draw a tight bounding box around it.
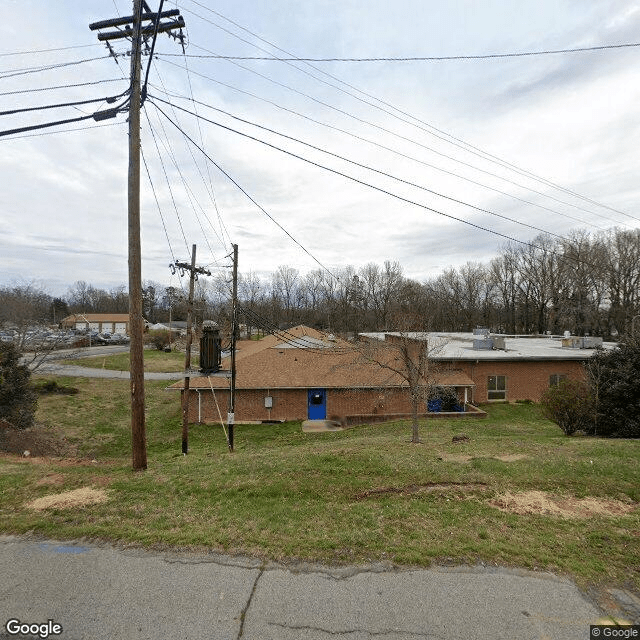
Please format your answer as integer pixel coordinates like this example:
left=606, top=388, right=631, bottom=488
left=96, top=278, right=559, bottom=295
left=307, top=389, right=327, bottom=420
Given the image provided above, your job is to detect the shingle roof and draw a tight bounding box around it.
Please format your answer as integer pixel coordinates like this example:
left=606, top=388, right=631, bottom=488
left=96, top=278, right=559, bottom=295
left=171, top=325, right=474, bottom=390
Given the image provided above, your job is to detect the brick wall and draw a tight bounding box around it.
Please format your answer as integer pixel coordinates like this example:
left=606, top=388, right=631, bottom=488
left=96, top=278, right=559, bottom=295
left=187, top=359, right=587, bottom=422
left=455, top=359, right=586, bottom=403
left=188, top=386, right=414, bottom=423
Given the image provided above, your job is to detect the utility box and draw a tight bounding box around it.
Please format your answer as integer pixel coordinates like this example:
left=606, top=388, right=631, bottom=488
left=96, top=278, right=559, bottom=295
left=199, top=321, right=221, bottom=374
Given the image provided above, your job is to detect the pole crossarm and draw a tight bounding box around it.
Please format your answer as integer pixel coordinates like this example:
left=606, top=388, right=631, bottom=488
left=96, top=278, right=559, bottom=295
left=89, top=9, right=180, bottom=31
left=171, top=261, right=212, bottom=277
left=96, top=18, right=185, bottom=41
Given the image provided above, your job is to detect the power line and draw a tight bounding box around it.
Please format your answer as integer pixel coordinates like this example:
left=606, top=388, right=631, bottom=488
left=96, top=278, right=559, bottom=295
left=0, top=89, right=128, bottom=117
left=179, top=52, right=232, bottom=247
left=143, top=111, right=190, bottom=254
left=148, top=95, right=629, bottom=278
left=150, top=98, right=558, bottom=260
left=0, top=44, right=101, bottom=57
left=0, top=120, right=124, bottom=142
left=156, top=47, right=633, bottom=229
left=149, top=82, right=605, bottom=232
left=162, top=41, right=640, bottom=62
left=150, top=94, right=570, bottom=242
left=151, top=63, right=230, bottom=255
left=141, top=145, right=178, bottom=264
left=0, top=113, right=101, bottom=138
left=0, top=55, right=112, bottom=80
left=151, top=101, right=338, bottom=281
left=182, top=2, right=635, bottom=224
left=0, top=78, right=125, bottom=96
left=144, top=104, right=225, bottom=264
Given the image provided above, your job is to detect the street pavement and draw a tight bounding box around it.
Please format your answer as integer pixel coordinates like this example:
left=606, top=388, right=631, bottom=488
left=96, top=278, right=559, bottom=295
left=28, top=346, right=183, bottom=381
left=0, top=535, right=631, bottom=640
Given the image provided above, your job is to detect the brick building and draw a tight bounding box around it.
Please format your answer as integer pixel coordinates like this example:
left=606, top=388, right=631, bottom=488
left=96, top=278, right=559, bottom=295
left=172, top=326, right=611, bottom=424
left=172, top=326, right=474, bottom=424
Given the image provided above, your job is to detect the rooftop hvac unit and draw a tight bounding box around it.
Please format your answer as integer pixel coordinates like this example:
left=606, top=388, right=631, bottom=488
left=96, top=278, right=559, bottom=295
left=473, top=327, right=490, bottom=337
left=473, top=338, right=494, bottom=350
left=562, top=337, right=583, bottom=349
left=492, top=337, right=506, bottom=350
left=561, top=336, right=603, bottom=349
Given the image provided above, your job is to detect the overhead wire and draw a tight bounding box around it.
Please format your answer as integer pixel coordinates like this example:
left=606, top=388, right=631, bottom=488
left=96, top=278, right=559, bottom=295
left=144, top=110, right=191, bottom=254
left=156, top=48, right=633, bottom=229
left=0, top=78, right=126, bottom=96
left=148, top=80, right=605, bottom=232
left=149, top=102, right=339, bottom=282
left=150, top=63, right=230, bottom=256
left=0, top=44, right=101, bottom=57
left=144, top=91, right=226, bottom=264
left=0, top=88, right=129, bottom=117
left=238, top=306, right=354, bottom=354
left=0, top=120, right=124, bottom=142
left=150, top=94, right=576, bottom=241
left=148, top=97, right=597, bottom=256
left=150, top=96, right=617, bottom=277
left=141, top=144, right=178, bottom=265
left=0, top=55, right=113, bottom=80
left=180, top=49, right=232, bottom=247
left=182, top=2, right=637, bottom=224
left=165, top=41, right=640, bottom=62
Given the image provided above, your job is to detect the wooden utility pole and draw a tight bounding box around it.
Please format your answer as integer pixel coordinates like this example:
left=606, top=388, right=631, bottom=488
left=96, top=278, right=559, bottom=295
left=228, top=243, right=238, bottom=452
left=172, top=246, right=211, bottom=454
left=89, top=2, right=186, bottom=471
left=127, top=0, right=147, bottom=471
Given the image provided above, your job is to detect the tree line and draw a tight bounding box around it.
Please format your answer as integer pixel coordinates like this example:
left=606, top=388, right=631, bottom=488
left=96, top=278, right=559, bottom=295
left=1, top=227, right=639, bottom=339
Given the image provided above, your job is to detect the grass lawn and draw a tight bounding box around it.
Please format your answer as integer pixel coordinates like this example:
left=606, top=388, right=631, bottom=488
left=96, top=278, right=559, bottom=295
left=0, top=376, right=638, bottom=592
left=65, top=349, right=195, bottom=373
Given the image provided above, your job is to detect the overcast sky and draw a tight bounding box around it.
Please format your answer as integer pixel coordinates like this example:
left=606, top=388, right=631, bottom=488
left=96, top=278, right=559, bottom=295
left=2, top=1, right=640, bottom=296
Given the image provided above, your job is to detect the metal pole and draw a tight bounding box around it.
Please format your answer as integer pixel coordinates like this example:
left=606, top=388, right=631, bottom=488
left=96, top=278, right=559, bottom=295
left=128, top=0, right=147, bottom=471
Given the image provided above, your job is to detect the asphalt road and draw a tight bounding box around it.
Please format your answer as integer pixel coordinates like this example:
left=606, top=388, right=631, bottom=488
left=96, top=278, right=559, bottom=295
left=0, top=535, right=629, bottom=640
left=27, top=346, right=183, bottom=380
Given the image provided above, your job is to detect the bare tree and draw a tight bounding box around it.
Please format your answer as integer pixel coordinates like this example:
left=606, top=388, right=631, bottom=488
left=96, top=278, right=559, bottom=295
left=353, top=316, right=449, bottom=443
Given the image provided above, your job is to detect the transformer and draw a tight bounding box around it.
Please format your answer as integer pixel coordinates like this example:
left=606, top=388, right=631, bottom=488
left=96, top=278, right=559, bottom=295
left=199, top=321, right=221, bottom=374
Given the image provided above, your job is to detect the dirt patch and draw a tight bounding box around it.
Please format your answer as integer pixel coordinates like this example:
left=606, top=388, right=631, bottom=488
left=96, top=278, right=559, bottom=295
left=35, top=473, right=66, bottom=487
left=0, top=422, right=76, bottom=458
left=494, top=454, right=528, bottom=462
left=437, top=453, right=529, bottom=463
left=26, top=487, right=109, bottom=511
left=438, top=453, right=473, bottom=463
left=356, top=482, right=487, bottom=499
left=489, top=490, right=636, bottom=519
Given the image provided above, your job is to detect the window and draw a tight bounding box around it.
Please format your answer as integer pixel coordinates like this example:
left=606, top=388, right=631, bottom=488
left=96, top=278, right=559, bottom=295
left=487, top=375, right=506, bottom=400
left=549, top=374, right=567, bottom=387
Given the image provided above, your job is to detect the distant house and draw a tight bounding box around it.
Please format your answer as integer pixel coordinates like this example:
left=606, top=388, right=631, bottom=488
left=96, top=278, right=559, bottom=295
left=171, top=326, right=475, bottom=424
left=60, top=313, right=139, bottom=335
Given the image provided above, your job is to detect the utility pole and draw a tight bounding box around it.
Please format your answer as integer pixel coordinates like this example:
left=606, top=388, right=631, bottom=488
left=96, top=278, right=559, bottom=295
left=89, top=2, right=185, bottom=471
left=171, top=246, right=211, bottom=454
left=228, top=244, right=238, bottom=452
left=127, top=0, right=146, bottom=471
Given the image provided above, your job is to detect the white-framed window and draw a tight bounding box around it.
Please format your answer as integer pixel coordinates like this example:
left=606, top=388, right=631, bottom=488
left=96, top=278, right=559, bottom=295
left=549, top=374, right=567, bottom=387
left=487, top=375, right=506, bottom=400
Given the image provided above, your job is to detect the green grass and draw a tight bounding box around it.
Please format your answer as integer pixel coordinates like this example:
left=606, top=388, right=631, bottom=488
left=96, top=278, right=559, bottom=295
left=0, top=381, right=638, bottom=591
left=65, top=349, right=196, bottom=373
